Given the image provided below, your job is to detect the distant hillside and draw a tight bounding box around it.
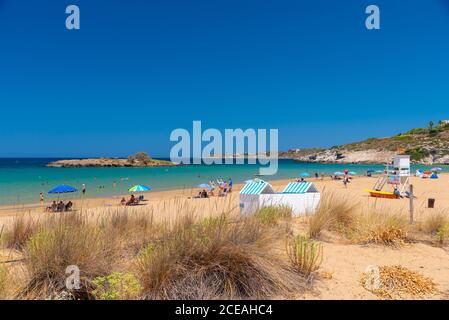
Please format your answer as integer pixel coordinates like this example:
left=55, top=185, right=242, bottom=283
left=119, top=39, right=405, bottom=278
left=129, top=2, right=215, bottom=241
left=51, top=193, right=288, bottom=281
left=281, top=121, right=449, bottom=164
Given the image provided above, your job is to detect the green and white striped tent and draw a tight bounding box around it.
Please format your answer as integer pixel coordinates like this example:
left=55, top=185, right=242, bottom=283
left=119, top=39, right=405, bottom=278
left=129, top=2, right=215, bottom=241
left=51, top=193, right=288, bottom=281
left=240, top=181, right=274, bottom=195
left=282, top=182, right=318, bottom=194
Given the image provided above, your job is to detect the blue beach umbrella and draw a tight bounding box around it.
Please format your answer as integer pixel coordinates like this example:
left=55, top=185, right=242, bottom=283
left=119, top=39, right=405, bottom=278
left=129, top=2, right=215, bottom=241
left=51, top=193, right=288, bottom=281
left=367, top=169, right=375, bottom=173
left=128, top=185, right=152, bottom=192
left=300, top=172, right=310, bottom=178
left=334, top=172, right=344, bottom=176
left=48, top=185, right=78, bottom=194
left=197, top=183, right=213, bottom=190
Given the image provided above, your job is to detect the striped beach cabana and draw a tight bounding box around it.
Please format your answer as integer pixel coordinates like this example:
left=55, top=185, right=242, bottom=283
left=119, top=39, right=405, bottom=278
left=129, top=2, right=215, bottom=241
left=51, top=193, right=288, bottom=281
left=239, top=181, right=275, bottom=215
left=282, top=182, right=319, bottom=194
left=240, top=181, right=274, bottom=195
left=239, top=181, right=320, bottom=217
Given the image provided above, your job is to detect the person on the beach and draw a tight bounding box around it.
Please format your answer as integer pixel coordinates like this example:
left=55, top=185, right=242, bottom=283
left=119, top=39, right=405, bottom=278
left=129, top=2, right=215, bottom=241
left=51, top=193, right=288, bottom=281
left=228, top=178, right=233, bottom=192
left=223, top=181, right=228, bottom=194
left=315, top=172, right=319, bottom=179
left=39, top=192, right=44, bottom=204
left=82, top=184, right=86, bottom=195
left=57, top=201, right=65, bottom=212
left=343, top=176, right=349, bottom=188
left=393, top=186, right=401, bottom=198
left=120, top=197, right=126, bottom=205
left=126, top=195, right=136, bottom=206
left=65, top=201, right=73, bottom=211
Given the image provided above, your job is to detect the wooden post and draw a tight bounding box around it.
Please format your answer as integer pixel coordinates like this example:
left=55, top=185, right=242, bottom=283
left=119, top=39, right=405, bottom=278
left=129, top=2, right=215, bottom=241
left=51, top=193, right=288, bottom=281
left=409, top=184, right=414, bottom=224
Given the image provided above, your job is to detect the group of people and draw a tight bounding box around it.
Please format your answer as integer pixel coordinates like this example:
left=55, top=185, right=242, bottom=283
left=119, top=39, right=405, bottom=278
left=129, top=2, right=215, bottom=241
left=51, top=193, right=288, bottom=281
left=46, top=200, right=73, bottom=212
left=210, top=178, right=233, bottom=196
left=195, top=178, right=233, bottom=199
left=120, top=194, right=142, bottom=206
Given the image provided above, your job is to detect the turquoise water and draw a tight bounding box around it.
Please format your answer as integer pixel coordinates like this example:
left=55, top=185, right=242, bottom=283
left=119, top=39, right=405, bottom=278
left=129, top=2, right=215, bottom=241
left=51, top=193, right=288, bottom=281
left=0, top=158, right=446, bottom=205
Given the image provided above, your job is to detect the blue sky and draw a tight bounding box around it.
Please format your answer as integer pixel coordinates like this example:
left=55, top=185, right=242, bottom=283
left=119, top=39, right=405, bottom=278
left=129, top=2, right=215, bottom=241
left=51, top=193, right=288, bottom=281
left=0, top=0, right=449, bottom=157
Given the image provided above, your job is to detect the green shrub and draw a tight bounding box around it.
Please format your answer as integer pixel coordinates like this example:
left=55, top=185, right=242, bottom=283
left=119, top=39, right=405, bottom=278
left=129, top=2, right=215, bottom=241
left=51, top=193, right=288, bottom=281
left=286, top=235, right=323, bottom=277
left=405, top=128, right=426, bottom=135
left=254, top=206, right=292, bottom=225
left=406, top=147, right=430, bottom=161
left=92, top=272, right=141, bottom=300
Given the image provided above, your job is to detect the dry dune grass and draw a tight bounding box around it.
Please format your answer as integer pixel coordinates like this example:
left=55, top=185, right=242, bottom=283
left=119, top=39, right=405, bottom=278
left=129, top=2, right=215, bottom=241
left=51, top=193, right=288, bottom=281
left=0, top=264, right=6, bottom=299
left=2, top=215, right=38, bottom=250
left=308, top=193, right=357, bottom=239
left=0, top=200, right=306, bottom=300
left=419, top=210, right=449, bottom=245
left=308, top=192, right=433, bottom=247
left=136, top=214, right=304, bottom=299
left=360, top=265, right=436, bottom=299
left=0, top=191, right=447, bottom=300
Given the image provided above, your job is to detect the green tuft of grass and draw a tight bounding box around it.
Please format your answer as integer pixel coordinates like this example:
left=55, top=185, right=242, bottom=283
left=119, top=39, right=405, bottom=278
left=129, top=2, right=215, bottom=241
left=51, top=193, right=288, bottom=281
left=254, top=206, right=292, bottom=226
left=286, top=235, right=323, bottom=278
left=92, top=272, right=142, bottom=300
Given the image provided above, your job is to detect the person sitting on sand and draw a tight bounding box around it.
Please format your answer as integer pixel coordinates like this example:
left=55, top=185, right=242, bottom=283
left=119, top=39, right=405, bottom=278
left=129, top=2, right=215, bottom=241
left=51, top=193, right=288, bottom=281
left=65, top=201, right=73, bottom=211
left=120, top=197, right=126, bottom=205
left=201, top=189, right=208, bottom=198
left=126, top=195, right=136, bottom=206
left=57, top=201, right=65, bottom=212
left=46, top=201, right=57, bottom=212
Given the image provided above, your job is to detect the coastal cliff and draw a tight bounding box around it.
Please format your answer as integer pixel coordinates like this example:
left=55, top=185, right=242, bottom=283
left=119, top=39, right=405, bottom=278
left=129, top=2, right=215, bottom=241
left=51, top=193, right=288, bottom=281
left=282, top=121, right=449, bottom=165
left=47, top=152, right=176, bottom=168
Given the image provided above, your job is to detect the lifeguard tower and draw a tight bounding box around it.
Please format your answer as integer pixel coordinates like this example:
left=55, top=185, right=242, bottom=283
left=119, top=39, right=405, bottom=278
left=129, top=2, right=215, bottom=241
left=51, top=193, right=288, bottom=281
left=366, top=155, right=410, bottom=199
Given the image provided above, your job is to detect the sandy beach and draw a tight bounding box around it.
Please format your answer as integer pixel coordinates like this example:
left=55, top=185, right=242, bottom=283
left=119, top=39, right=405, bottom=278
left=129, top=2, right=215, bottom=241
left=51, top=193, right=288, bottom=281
left=1, top=174, right=448, bottom=219
left=1, top=173, right=449, bottom=300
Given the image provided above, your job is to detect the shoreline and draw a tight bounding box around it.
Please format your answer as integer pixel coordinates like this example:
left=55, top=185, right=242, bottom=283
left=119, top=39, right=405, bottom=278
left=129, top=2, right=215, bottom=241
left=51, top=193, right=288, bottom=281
left=1, top=173, right=448, bottom=218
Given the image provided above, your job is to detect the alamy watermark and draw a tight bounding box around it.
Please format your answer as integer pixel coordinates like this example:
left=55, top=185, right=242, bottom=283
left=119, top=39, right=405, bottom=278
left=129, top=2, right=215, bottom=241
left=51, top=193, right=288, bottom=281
left=66, top=5, right=80, bottom=30
left=170, top=121, right=279, bottom=175
left=65, top=265, right=80, bottom=290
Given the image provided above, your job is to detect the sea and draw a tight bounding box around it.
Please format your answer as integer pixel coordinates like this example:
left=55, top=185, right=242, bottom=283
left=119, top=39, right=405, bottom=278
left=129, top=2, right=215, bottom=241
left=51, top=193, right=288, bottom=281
left=0, top=158, right=446, bottom=206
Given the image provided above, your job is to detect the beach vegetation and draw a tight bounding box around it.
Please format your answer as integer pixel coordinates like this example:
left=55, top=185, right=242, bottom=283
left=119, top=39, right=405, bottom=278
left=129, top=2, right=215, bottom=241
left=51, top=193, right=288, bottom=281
left=0, top=265, right=7, bottom=298
left=135, top=213, right=303, bottom=299
left=354, top=211, right=408, bottom=247
left=254, top=206, right=292, bottom=226
left=361, top=265, right=436, bottom=299
left=22, top=214, right=117, bottom=299
left=2, top=216, right=38, bottom=250
left=92, top=272, right=141, bottom=300
left=406, top=147, right=430, bottom=161
left=421, top=211, right=449, bottom=245
left=308, top=193, right=357, bottom=238
left=309, top=193, right=408, bottom=247
left=286, top=235, right=323, bottom=278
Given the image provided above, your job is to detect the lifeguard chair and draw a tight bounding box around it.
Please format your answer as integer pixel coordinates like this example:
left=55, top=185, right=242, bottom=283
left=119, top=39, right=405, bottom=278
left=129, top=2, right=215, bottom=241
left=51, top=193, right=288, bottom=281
left=365, top=155, right=410, bottom=199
